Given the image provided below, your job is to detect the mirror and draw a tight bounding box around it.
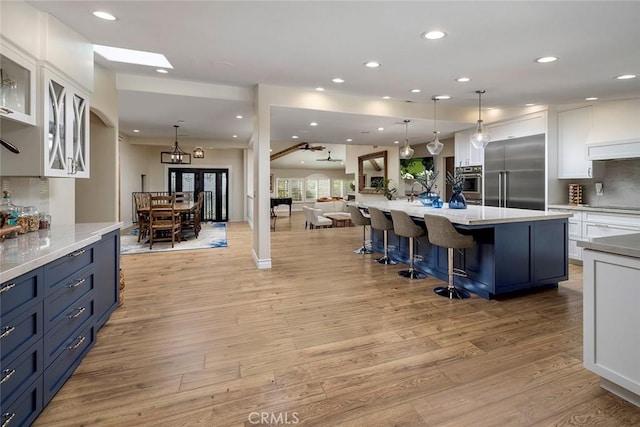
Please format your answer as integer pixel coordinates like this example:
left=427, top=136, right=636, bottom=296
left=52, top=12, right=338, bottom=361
left=358, top=151, right=387, bottom=193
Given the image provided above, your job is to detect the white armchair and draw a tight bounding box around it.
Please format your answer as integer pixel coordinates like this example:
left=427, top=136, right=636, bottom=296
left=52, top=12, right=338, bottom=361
left=302, top=206, right=332, bottom=229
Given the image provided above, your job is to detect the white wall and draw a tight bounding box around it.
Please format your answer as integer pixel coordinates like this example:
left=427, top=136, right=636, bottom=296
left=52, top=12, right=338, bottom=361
left=119, top=135, right=150, bottom=227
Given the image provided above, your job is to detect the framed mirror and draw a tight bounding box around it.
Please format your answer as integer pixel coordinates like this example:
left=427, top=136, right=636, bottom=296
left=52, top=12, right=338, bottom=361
left=358, top=151, right=387, bottom=193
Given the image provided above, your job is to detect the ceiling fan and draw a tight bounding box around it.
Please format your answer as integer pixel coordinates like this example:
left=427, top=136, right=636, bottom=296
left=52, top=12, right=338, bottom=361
left=300, top=142, right=325, bottom=151
left=316, top=151, right=343, bottom=162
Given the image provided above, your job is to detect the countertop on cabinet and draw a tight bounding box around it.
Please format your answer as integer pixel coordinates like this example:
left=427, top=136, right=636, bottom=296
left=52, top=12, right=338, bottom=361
left=0, top=222, right=123, bottom=283
left=549, top=204, right=640, bottom=215
left=578, top=233, right=640, bottom=259
left=360, top=200, right=571, bottom=226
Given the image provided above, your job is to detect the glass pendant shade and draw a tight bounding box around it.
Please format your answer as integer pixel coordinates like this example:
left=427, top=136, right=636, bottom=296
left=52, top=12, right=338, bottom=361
left=426, top=97, right=444, bottom=155
left=399, top=119, right=414, bottom=159
left=470, top=90, right=491, bottom=149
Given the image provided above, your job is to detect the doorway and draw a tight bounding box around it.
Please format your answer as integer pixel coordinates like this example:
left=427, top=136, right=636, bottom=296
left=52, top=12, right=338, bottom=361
left=168, top=168, right=229, bottom=222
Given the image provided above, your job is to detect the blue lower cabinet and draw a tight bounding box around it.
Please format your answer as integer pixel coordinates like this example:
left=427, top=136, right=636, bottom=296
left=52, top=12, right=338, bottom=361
left=43, top=320, right=95, bottom=405
left=44, top=294, right=94, bottom=367
left=1, top=378, right=43, bottom=427
left=0, top=269, right=43, bottom=322
left=0, top=305, right=43, bottom=363
left=0, top=341, right=43, bottom=411
left=44, top=267, right=94, bottom=332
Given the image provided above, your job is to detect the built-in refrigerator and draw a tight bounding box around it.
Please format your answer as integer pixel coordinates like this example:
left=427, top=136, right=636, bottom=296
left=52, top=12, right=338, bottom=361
left=484, top=134, right=546, bottom=210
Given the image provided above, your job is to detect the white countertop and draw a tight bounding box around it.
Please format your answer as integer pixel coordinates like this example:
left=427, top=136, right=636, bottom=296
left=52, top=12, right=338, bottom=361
left=549, top=204, right=640, bottom=215
left=359, top=200, right=571, bottom=226
left=0, top=222, right=123, bottom=283
left=578, top=233, right=640, bottom=259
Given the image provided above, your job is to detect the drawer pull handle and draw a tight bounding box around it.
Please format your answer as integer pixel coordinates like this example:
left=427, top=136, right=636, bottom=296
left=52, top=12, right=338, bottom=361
left=69, top=249, right=86, bottom=258
left=0, top=326, right=15, bottom=339
left=67, top=335, right=86, bottom=350
left=68, top=278, right=86, bottom=289
left=67, top=307, right=86, bottom=319
left=2, top=413, right=16, bottom=427
left=0, top=369, right=16, bottom=385
left=0, top=283, right=15, bottom=295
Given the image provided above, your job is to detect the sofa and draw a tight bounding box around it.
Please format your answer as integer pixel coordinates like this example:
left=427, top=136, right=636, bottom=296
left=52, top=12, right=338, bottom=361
left=313, top=200, right=350, bottom=217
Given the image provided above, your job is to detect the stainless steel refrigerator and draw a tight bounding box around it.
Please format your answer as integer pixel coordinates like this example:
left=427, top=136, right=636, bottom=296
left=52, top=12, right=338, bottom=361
left=484, top=134, right=545, bottom=210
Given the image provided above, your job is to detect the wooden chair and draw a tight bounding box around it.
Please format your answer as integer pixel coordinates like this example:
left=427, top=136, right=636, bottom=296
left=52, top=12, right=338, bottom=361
left=149, top=195, right=181, bottom=249
left=134, top=193, right=151, bottom=242
left=174, top=192, right=190, bottom=203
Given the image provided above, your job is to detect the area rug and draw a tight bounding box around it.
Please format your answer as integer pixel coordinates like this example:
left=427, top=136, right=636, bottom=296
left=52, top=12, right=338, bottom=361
left=121, top=222, right=227, bottom=255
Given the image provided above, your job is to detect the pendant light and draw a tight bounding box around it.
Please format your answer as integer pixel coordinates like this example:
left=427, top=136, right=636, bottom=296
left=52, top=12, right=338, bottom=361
left=426, top=97, right=444, bottom=155
left=470, top=90, right=491, bottom=149
left=399, top=119, right=414, bottom=159
left=161, top=124, right=191, bottom=164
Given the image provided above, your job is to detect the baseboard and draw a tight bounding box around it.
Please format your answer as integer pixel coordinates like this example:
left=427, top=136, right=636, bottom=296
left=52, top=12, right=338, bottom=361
left=252, top=249, right=272, bottom=269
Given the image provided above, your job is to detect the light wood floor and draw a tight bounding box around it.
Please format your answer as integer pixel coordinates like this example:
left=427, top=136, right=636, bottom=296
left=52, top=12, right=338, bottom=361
left=35, top=212, right=640, bottom=426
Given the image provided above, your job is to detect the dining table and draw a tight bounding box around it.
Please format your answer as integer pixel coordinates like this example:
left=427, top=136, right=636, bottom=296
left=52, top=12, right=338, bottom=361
left=136, top=202, right=197, bottom=242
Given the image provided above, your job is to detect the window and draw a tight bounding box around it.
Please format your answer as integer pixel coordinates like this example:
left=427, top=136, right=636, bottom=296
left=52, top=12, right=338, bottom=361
left=305, top=175, right=330, bottom=201
left=276, top=178, right=303, bottom=202
left=332, top=179, right=355, bottom=197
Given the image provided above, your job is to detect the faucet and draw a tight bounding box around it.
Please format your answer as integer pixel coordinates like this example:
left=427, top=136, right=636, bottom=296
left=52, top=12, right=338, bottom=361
left=409, top=181, right=422, bottom=202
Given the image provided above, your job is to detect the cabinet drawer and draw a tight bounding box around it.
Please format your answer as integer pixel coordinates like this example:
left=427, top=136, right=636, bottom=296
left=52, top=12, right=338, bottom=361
left=43, top=321, right=95, bottom=405
left=0, top=341, right=43, bottom=409
left=568, top=221, right=581, bottom=238
left=583, top=222, right=640, bottom=239
left=44, top=295, right=94, bottom=367
left=569, top=239, right=583, bottom=261
left=0, top=269, right=43, bottom=320
left=582, top=212, right=640, bottom=228
left=44, top=245, right=94, bottom=295
left=0, top=304, right=43, bottom=362
left=44, top=267, right=94, bottom=332
left=0, top=378, right=42, bottom=427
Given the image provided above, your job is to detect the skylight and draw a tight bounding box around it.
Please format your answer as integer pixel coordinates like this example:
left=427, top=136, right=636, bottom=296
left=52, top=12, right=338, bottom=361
left=93, top=45, right=173, bottom=68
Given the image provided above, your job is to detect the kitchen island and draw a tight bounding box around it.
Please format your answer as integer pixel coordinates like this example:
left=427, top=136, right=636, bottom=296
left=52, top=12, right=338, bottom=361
left=360, top=201, right=571, bottom=299
left=1, top=222, right=122, bottom=426
left=579, top=234, right=640, bottom=408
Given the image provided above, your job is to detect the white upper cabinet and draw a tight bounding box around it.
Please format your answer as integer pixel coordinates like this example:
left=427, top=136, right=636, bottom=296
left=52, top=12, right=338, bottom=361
left=486, top=111, right=546, bottom=141
left=454, top=129, right=484, bottom=167
left=557, top=106, right=593, bottom=179
left=43, top=68, right=90, bottom=178
left=0, top=41, right=36, bottom=125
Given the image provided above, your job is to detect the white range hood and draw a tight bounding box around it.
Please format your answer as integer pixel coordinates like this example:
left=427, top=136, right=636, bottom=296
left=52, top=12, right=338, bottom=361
left=585, top=98, right=640, bottom=160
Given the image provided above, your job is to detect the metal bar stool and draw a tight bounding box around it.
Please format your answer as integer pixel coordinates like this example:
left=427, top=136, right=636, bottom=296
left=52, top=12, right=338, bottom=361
left=390, top=210, right=426, bottom=279
left=368, top=207, right=397, bottom=265
left=423, top=213, right=474, bottom=299
left=348, top=205, right=373, bottom=254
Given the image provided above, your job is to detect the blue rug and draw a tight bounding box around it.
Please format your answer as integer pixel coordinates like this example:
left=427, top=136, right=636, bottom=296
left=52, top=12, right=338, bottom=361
left=121, top=222, right=227, bottom=254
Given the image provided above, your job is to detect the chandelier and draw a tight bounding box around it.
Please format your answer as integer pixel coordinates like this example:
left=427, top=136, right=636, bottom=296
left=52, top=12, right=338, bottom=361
left=161, top=125, right=191, bottom=164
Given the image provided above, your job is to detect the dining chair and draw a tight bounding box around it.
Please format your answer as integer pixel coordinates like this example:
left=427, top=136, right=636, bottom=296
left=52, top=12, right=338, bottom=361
left=174, top=192, right=190, bottom=203
left=134, top=193, right=151, bottom=242
left=148, top=194, right=181, bottom=248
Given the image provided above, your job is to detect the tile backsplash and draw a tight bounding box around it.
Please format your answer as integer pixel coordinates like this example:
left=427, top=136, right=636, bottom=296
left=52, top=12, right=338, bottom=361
left=1, top=177, right=50, bottom=213
left=566, top=158, right=640, bottom=208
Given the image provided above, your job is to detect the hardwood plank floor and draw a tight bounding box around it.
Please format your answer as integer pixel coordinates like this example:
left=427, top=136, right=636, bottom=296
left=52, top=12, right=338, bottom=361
left=34, top=211, right=640, bottom=426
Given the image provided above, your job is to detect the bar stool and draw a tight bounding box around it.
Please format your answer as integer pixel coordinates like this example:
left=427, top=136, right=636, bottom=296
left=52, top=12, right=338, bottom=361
left=348, top=205, right=373, bottom=254
left=368, top=207, right=397, bottom=265
left=423, top=213, right=474, bottom=299
left=390, top=210, right=426, bottom=279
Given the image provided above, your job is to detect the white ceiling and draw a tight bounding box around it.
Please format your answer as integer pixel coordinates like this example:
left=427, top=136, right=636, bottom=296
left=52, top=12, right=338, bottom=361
left=27, top=1, right=640, bottom=167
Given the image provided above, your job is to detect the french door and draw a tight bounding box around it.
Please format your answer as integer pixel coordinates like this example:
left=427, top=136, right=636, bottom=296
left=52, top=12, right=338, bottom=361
left=168, top=168, right=228, bottom=222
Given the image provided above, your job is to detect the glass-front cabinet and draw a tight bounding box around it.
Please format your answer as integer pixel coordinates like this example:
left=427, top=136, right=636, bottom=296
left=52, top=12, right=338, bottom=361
left=43, top=68, right=90, bottom=177
left=0, top=42, right=36, bottom=125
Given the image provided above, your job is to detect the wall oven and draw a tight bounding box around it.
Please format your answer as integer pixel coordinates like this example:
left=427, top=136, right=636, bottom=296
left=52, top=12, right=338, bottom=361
left=455, top=166, right=482, bottom=204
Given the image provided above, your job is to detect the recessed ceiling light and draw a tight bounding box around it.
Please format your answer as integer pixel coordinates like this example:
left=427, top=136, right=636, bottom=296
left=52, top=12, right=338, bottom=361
left=92, top=11, right=117, bottom=21
left=456, top=77, right=471, bottom=82
left=310, top=122, right=318, bottom=126
left=269, top=149, right=273, bottom=152
left=346, top=138, right=353, bottom=142
left=301, top=161, right=305, bottom=164
left=434, top=95, right=451, bottom=100
left=377, top=127, right=384, bottom=131
left=292, top=135, right=299, bottom=139
left=524, top=103, right=536, bottom=107
left=133, top=129, right=140, bottom=133
left=156, top=69, right=169, bottom=74
left=236, top=115, right=243, bottom=119
left=536, top=56, right=558, bottom=63
left=382, top=96, right=391, bottom=100
left=94, top=44, right=173, bottom=68
left=422, top=30, right=447, bottom=40
left=615, top=74, right=637, bottom=80
left=364, top=61, right=381, bottom=68
left=332, top=78, right=345, bottom=83
left=585, top=97, right=599, bottom=101
left=315, top=87, right=325, bottom=91
left=394, top=140, right=399, bottom=144
left=410, top=89, right=421, bottom=93
left=232, top=135, right=238, bottom=138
